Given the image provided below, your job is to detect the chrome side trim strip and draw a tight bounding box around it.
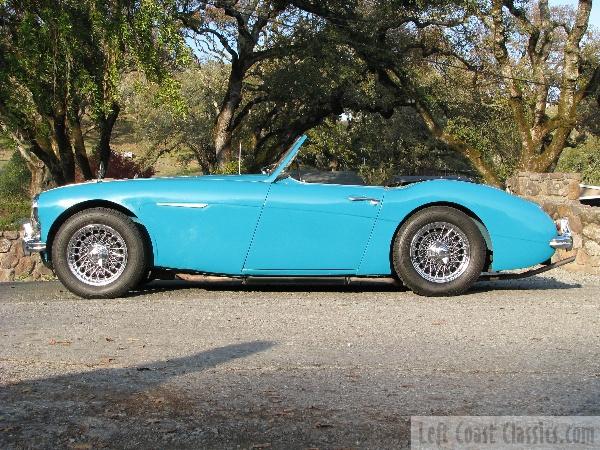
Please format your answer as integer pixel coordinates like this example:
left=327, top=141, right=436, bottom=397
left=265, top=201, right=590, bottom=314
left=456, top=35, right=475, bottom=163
left=156, top=202, right=209, bottom=209
left=347, top=196, right=381, bottom=205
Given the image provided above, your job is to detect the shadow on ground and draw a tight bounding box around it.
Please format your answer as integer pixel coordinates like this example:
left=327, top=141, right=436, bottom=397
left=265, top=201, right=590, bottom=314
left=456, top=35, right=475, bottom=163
left=2, top=338, right=599, bottom=449
left=126, top=274, right=581, bottom=298
left=0, top=341, right=278, bottom=449
left=0, top=273, right=582, bottom=305
left=0, top=340, right=418, bottom=449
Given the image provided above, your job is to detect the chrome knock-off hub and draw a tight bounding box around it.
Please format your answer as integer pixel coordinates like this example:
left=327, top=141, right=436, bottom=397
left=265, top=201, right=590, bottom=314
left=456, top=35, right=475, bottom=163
left=409, top=222, right=471, bottom=283
left=426, top=242, right=451, bottom=265
left=67, top=224, right=128, bottom=286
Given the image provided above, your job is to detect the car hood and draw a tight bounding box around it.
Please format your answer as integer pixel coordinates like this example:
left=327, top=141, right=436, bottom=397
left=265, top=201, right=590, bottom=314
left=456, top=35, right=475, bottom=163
left=41, top=173, right=268, bottom=193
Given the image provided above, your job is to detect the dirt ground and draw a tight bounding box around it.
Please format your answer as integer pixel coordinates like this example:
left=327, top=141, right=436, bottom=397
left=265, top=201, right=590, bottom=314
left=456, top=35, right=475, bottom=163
left=1, top=271, right=600, bottom=449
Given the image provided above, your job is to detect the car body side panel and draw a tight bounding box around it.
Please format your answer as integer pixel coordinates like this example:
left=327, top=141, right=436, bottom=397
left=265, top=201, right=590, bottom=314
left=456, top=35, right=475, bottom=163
left=243, top=177, right=384, bottom=274
left=38, top=176, right=270, bottom=274
left=137, top=184, right=270, bottom=273
left=358, top=180, right=557, bottom=273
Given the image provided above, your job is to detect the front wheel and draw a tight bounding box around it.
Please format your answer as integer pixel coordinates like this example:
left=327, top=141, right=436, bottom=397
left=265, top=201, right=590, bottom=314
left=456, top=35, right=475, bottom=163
left=52, top=208, right=147, bottom=298
left=392, top=206, right=486, bottom=296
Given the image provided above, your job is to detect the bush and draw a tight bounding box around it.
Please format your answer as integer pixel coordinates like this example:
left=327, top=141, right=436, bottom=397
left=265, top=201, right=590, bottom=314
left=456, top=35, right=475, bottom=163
left=76, top=151, right=155, bottom=182
left=0, top=151, right=30, bottom=198
left=556, top=137, right=600, bottom=185
left=0, top=152, right=31, bottom=230
left=212, top=160, right=245, bottom=175
left=0, top=200, right=30, bottom=230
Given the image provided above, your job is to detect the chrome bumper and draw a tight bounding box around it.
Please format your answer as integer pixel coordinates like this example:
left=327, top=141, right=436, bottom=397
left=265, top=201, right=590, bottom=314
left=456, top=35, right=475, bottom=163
left=549, top=218, right=573, bottom=250
left=22, top=221, right=46, bottom=255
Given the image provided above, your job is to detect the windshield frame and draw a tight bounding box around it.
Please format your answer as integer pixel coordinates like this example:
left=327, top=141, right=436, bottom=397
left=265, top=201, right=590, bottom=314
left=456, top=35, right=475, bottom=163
left=265, top=135, right=307, bottom=182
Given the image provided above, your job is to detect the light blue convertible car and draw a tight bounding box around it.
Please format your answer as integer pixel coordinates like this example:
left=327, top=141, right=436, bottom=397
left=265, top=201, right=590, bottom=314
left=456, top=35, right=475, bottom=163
left=23, top=136, right=573, bottom=298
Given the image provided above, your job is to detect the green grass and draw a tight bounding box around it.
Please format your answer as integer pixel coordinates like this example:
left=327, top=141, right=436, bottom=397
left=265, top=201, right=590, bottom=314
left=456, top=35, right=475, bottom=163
left=0, top=199, right=31, bottom=230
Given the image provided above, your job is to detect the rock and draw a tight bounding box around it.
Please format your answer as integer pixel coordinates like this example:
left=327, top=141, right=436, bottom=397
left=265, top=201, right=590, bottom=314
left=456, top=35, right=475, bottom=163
left=584, top=240, right=600, bottom=257
left=0, top=252, right=18, bottom=269
left=525, top=183, right=540, bottom=197
left=583, top=224, right=600, bottom=242
left=547, top=180, right=568, bottom=198
left=0, top=268, right=15, bottom=282
left=569, top=216, right=583, bottom=234
left=575, top=249, right=590, bottom=265
left=579, top=205, right=600, bottom=224
left=3, top=230, right=19, bottom=240
left=14, top=240, right=24, bottom=259
left=556, top=204, right=572, bottom=217
left=567, top=182, right=581, bottom=200
left=14, top=257, right=35, bottom=277
left=32, top=263, right=55, bottom=280
left=0, top=238, right=11, bottom=253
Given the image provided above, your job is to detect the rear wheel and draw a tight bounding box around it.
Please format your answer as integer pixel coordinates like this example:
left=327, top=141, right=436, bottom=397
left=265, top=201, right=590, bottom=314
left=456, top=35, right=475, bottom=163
left=392, top=206, right=486, bottom=296
left=52, top=208, right=147, bottom=298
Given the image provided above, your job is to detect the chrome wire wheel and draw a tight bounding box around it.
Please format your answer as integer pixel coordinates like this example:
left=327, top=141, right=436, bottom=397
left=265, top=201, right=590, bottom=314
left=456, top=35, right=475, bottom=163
left=66, top=224, right=128, bottom=286
left=409, top=221, right=471, bottom=284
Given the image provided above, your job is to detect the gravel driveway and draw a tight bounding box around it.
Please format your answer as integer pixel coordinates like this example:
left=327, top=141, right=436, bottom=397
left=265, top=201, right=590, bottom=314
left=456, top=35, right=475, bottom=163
left=1, top=271, right=600, bottom=449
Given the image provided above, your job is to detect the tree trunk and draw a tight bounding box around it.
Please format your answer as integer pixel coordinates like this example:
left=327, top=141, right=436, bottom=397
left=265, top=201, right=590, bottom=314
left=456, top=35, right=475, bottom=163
left=27, top=162, right=50, bottom=196
left=214, top=61, right=244, bottom=165
left=29, top=139, right=66, bottom=186
left=70, top=116, right=93, bottom=180
left=51, top=111, right=76, bottom=184
left=12, top=137, right=51, bottom=195
left=96, top=104, right=120, bottom=176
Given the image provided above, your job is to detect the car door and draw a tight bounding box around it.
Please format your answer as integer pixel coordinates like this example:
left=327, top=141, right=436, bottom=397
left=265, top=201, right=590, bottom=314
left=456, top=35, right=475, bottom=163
left=136, top=177, right=270, bottom=275
left=243, top=177, right=384, bottom=274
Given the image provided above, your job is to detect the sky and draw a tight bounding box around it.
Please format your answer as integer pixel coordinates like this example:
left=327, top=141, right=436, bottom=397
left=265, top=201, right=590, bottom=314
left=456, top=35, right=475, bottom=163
left=549, top=0, right=600, bottom=28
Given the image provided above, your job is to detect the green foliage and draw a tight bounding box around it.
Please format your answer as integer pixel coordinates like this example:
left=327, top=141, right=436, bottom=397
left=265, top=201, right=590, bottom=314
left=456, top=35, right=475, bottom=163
left=124, top=63, right=229, bottom=174
left=303, top=120, right=356, bottom=170
left=1, top=0, right=596, bottom=187
left=419, top=67, right=521, bottom=183
left=0, top=152, right=31, bottom=230
left=556, top=137, right=600, bottom=185
left=302, top=111, right=476, bottom=186
left=0, top=0, right=190, bottom=185
left=444, top=111, right=518, bottom=182
left=0, top=200, right=30, bottom=230
left=212, top=160, right=245, bottom=175
left=0, top=152, right=31, bottom=198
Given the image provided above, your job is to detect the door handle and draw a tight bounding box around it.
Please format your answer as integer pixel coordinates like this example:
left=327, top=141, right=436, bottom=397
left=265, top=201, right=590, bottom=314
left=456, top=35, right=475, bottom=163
left=348, top=196, right=381, bottom=205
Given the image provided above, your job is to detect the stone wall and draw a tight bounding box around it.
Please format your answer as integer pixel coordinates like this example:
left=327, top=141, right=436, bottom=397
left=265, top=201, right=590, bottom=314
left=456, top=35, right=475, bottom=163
left=506, top=172, right=600, bottom=274
left=0, top=231, right=55, bottom=281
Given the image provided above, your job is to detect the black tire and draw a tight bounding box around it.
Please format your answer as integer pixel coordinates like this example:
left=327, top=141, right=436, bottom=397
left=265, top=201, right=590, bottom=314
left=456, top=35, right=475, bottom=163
left=52, top=207, right=147, bottom=298
left=137, top=269, right=155, bottom=286
left=392, top=206, right=486, bottom=296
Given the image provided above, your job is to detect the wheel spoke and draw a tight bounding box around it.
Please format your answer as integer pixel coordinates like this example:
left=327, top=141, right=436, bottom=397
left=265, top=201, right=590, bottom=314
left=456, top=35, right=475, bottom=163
left=409, top=221, right=471, bottom=284
left=67, top=224, right=128, bottom=286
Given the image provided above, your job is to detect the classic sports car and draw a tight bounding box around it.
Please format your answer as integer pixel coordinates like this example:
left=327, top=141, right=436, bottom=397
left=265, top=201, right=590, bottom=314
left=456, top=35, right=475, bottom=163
left=23, top=135, right=573, bottom=298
